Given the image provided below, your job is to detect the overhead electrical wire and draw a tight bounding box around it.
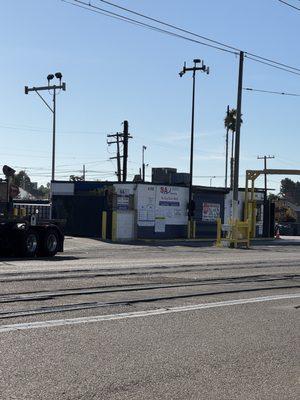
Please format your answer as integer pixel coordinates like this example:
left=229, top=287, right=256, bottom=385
left=62, top=0, right=300, bottom=76
left=244, top=54, right=300, bottom=76
left=278, top=0, right=300, bottom=11
left=244, top=87, right=300, bottom=96
left=97, top=0, right=240, bottom=52
left=62, top=0, right=237, bottom=55
left=95, top=0, right=300, bottom=73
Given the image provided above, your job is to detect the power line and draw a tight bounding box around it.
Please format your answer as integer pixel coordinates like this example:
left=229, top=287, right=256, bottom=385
left=278, top=0, right=300, bottom=11
left=97, top=0, right=240, bottom=52
left=62, top=0, right=300, bottom=76
left=244, top=87, right=300, bottom=96
left=96, top=0, right=300, bottom=73
left=0, top=123, right=107, bottom=135
left=244, top=54, right=300, bottom=76
left=64, top=0, right=237, bottom=55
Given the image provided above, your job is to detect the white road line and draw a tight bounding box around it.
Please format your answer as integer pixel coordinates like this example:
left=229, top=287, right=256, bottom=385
left=0, top=293, right=299, bottom=333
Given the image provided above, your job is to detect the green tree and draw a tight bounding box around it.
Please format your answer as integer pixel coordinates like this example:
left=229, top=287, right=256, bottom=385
left=13, top=170, right=50, bottom=199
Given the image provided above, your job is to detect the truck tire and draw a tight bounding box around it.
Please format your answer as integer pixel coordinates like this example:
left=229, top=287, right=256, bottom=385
left=19, top=229, right=39, bottom=257
left=41, top=229, right=59, bottom=257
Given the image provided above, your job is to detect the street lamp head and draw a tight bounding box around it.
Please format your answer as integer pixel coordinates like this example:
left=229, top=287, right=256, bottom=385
left=47, top=74, right=54, bottom=85
left=55, top=72, right=62, bottom=80
left=193, top=59, right=201, bottom=64
left=179, top=61, right=186, bottom=77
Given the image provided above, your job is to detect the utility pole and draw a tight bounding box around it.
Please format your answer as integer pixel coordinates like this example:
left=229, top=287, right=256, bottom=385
left=116, top=135, right=121, bottom=183
left=179, top=59, right=209, bottom=233
left=258, top=155, right=275, bottom=237
left=123, top=121, right=129, bottom=182
left=225, top=105, right=229, bottom=188
left=230, top=128, right=235, bottom=190
left=83, top=165, right=86, bottom=181
left=107, top=121, right=132, bottom=182
left=25, top=73, right=66, bottom=182
left=232, top=51, right=244, bottom=221
left=107, top=132, right=123, bottom=182
left=142, top=145, right=147, bottom=182
left=257, top=155, right=275, bottom=200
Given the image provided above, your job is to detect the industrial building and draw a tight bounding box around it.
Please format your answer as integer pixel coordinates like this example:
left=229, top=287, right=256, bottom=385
left=51, top=167, right=267, bottom=241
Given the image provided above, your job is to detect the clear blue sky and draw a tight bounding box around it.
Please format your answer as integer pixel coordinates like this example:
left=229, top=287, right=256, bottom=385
left=1, top=0, right=299, bottom=191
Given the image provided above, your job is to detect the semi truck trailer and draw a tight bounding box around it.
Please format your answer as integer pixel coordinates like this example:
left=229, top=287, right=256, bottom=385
left=0, top=165, right=64, bottom=257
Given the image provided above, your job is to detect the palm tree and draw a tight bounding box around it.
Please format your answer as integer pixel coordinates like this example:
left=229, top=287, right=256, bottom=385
left=224, top=108, right=243, bottom=189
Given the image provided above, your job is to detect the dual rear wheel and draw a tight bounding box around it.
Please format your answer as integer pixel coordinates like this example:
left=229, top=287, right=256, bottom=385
left=20, top=229, right=59, bottom=257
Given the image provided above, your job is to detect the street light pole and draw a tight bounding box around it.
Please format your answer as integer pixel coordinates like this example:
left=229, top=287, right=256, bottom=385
left=179, top=59, right=209, bottom=236
left=25, top=73, right=66, bottom=182
left=52, top=88, right=56, bottom=182
left=142, top=145, right=147, bottom=182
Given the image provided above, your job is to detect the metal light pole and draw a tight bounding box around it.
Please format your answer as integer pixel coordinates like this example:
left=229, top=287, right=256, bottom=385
left=25, top=73, right=66, bottom=182
left=142, top=145, right=147, bottom=182
left=179, top=59, right=209, bottom=236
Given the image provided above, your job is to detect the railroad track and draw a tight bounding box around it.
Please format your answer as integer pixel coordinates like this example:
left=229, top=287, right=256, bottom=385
left=0, top=273, right=299, bottom=320
left=0, top=260, right=299, bottom=282
left=1, top=273, right=299, bottom=303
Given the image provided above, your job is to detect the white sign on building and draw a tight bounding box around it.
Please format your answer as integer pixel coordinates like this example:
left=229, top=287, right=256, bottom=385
left=137, top=185, right=188, bottom=228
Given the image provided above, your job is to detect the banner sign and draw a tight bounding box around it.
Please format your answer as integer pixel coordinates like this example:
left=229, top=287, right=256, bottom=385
left=202, top=202, right=220, bottom=222
left=137, top=185, right=188, bottom=226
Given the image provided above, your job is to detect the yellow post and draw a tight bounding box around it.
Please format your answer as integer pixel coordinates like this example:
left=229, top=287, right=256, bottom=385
left=112, top=211, right=117, bottom=242
left=216, top=218, right=222, bottom=246
left=102, top=211, right=107, bottom=240
left=244, top=174, right=249, bottom=221
left=187, top=220, right=191, bottom=239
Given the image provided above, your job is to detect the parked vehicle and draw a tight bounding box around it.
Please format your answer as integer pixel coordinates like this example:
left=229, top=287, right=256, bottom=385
left=0, top=165, right=64, bottom=257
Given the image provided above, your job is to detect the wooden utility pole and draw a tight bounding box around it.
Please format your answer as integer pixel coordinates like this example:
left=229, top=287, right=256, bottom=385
left=107, top=120, right=132, bottom=182
left=257, top=155, right=275, bottom=201
left=257, top=155, right=275, bottom=237
left=232, top=51, right=244, bottom=221
left=123, top=121, right=129, bottom=182
left=107, top=132, right=123, bottom=182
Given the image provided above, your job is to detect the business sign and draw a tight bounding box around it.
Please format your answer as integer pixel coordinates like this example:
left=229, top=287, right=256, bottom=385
left=137, top=185, right=188, bottom=226
left=202, top=202, right=220, bottom=222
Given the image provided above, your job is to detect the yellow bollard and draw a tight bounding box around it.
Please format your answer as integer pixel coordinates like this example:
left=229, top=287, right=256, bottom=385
left=216, top=218, right=222, bottom=246
left=102, top=211, right=107, bottom=240
left=112, top=211, right=117, bottom=242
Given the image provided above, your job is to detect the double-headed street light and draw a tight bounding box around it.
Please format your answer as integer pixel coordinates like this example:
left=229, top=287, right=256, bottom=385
left=25, top=73, right=66, bottom=182
left=179, top=59, right=209, bottom=237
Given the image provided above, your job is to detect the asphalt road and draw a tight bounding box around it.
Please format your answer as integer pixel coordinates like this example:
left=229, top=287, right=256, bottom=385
left=0, top=237, right=299, bottom=399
